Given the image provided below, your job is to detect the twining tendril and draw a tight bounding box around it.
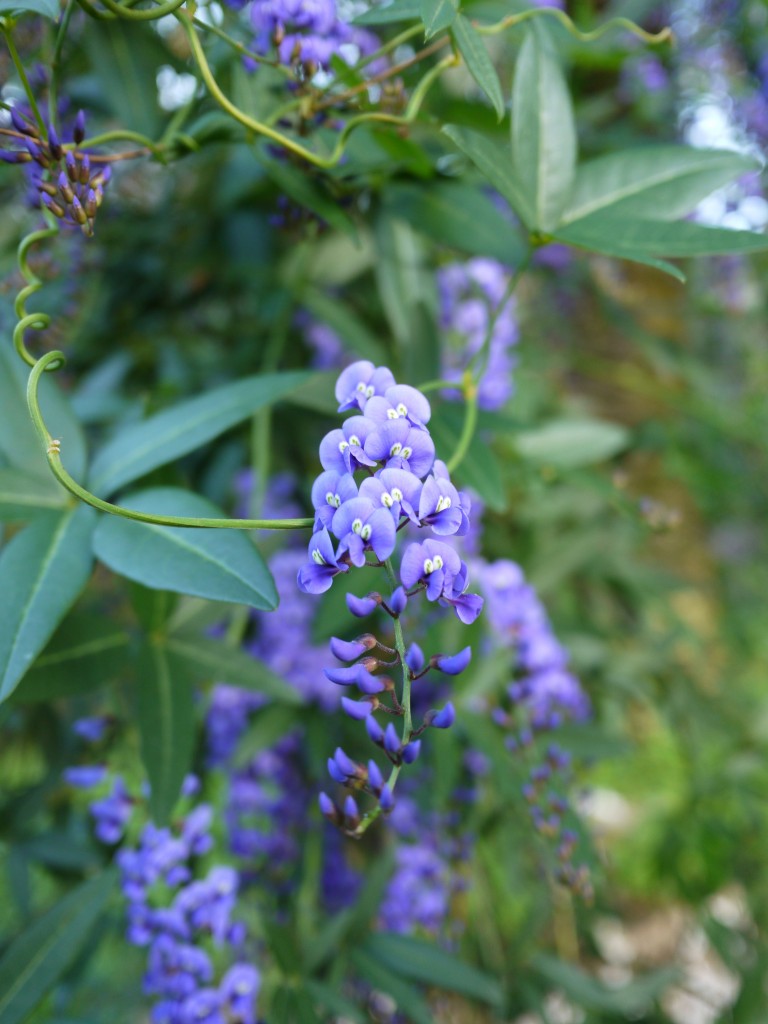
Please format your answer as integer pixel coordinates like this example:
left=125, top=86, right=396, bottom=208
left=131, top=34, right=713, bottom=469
left=475, top=8, right=674, bottom=47
left=13, top=225, right=60, bottom=369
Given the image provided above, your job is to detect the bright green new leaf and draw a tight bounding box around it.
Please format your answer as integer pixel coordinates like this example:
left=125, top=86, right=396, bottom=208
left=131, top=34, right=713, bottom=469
left=93, top=488, right=278, bottom=608
left=514, top=419, right=630, bottom=468
left=451, top=15, right=505, bottom=120
left=137, top=639, right=196, bottom=825
left=362, top=933, right=505, bottom=1008
left=0, top=467, right=67, bottom=521
left=0, top=0, right=59, bottom=19
left=442, top=125, right=533, bottom=226
left=89, top=370, right=309, bottom=495
left=562, top=146, right=759, bottom=226
left=0, top=870, right=115, bottom=1024
left=0, top=507, right=96, bottom=703
left=421, top=0, right=457, bottom=38
left=511, top=28, right=577, bottom=232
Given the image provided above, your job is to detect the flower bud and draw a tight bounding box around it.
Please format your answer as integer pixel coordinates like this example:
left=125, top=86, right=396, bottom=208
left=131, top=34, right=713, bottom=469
left=65, top=151, right=78, bottom=182
left=384, top=724, right=401, bottom=756
left=343, top=795, right=360, bottom=829
left=58, top=171, right=74, bottom=203
left=401, top=740, right=421, bottom=764
left=432, top=647, right=472, bottom=676
left=367, top=759, right=384, bottom=792
left=41, top=192, right=65, bottom=218
left=318, top=792, right=339, bottom=823
left=74, top=109, right=86, bottom=144
left=47, top=125, right=62, bottom=159
left=70, top=195, right=88, bottom=225
left=389, top=586, right=407, bottom=615
left=79, top=153, right=90, bottom=185
left=85, top=188, right=98, bottom=219
left=346, top=593, right=379, bottom=617
left=333, top=747, right=358, bottom=779
left=10, top=107, right=33, bottom=135
left=365, top=716, right=384, bottom=746
left=425, top=702, right=455, bottom=729
left=378, top=786, right=394, bottom=812
left=327, top=758, right=347, bottom=784
left=330, top=636, right=373, bottom=662
left=405, top=643, right=424, bottom=674
left=340, top=697, right=373, bottom=720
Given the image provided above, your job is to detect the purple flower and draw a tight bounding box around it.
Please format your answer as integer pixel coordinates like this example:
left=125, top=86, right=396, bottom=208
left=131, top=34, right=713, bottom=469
left=319, top=416, right=378, bottom=474
left=433, top=647, right=472, bottom=675
left=400, top=539, right=462, bottom=600
left=89, top=775, right=133, bottom=843
left=359, top=468, right=422, bottom=523
left=331, top=497, right=396, bottom=567
left=311, top=470, right=358, bottom=530
left=363, top=384, right=431, bottom=430
left=297, top=528, right=349, bottom=594
left=364, top=419, right=435, bottom=478
left=63, top=764, right=107, bottom=788
left=73, top=716, right=108, bottom=742
left=220, top=964, right=260, bottom=1024
left=334, top=360, right=396, bottom=412
left=418, top=473, right=470, bottom=536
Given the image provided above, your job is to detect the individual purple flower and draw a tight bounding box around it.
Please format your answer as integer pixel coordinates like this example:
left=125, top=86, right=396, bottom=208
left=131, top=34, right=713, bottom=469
left=364, top=419, right=435, bottom=478
left=311, top=470, right=358, bottom=530
left=73, top=716, right=108, bottom=742
left=334, top=360, right=396, bottom=411
left=63, top=764, right=107, bottom=788
left=220, top=964, right=260, bottom=1024
left=433, top=648, right=472, bottom=675
left=359, top=467, right=422, bottom=523
left=400, top=539, right=462, bottom=600
left=297, top=528, right=349, bottom=594
left=89, top=775, right=133, bottom=843
left=319, top=416, right=377, bottom=474
left=331, top=496, right=396, bottom=567
left=417, top=473, right=469, bottom=536
left=363, top=384, right=431, bottom=430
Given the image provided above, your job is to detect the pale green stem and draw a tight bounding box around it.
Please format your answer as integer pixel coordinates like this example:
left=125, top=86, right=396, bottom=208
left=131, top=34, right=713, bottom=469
left=473, top=7, right=674, bottom=46
left=2, top=25, right=46, bottom=134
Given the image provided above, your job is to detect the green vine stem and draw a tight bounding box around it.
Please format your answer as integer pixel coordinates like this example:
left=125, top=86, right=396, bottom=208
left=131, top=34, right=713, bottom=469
left=475, top=7, right=674, bottom=46
left=14, top=225, right=60, bottom=368
left=2, top=23, right=47, bottom=132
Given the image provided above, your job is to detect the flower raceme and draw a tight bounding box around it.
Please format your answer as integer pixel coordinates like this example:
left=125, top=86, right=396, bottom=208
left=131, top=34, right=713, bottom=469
left=297, top=361, right=484, bottom=835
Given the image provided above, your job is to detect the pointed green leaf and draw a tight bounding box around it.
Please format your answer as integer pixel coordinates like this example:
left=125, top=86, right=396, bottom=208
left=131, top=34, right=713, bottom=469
left=13, top=614, right=131, bottom=703
left=88, top=370, right=309, bottom=496
left=533, top=954, right=679, bottom=1014
left=552, top=223, right=686, bottom=280
left=354, top=0, right=419, bottom=24
left=93, top=488, right=278, bottom=608
left=258, top=154, right=357, bottom=239
left=0, top=507, right=96, bottom=703
left=557, top=213, right=768, bottom=258
left=362, top=933, right=504, bottom=1008
left=138, top=639, right=197, bottom=825
left=514, top=419, right=630, bottom=468
left=0, top=870, right=115, bottom=1024
left=511, top=28, right=577, bottom=231
left=383, top=181, right=525, bottom=264
left=562, top=146, right=758, bottom=226
left=0, top=0, right=58, bottom=16
left=451, top=15, right=504, bottom=120
left=350, top=951, right=434, bottom=1024
left=300, top=289, right=386, bottom=364
left=0, top=468, right=67, bottom=521
left=373, top=214, right=434, bottom=347
left=163, top=634, right=302, bottom=704
left=421, top=0, right=457, bottom=38
left=442, top=125, right=533, bottom=226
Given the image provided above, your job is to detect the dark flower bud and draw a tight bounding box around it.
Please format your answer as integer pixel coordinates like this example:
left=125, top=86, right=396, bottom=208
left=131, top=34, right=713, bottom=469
left=425, top=702, right=456, bottom=729
left=330, top=636, right=374, bottom=662
left=365, top=716, right=384, bottom=746
left=333, top=747, right=358, bottom=779
left=10, top=107, right=34, bottom=135
left=327, top=758, right=347, bottom=784
left=384, top=724, right=401, bottom=757
left=79, top=153, right=90, bottom=185
left=70, top=195, right=88, bottom=225
left=24, top=138, right=45, bottom=165
left=65, top=151, right=78, bottom=182
left=343, top=795, right=360, bottom=829
left=74, top=109, right=86, bottom=144
left=359, top=656, right=381, bottom=673
left=401, top=740, right=421, bottom=764
left=389, top=586, right=407, bottom=615
left=378, top=786, right=394, bottom=812
left=93, top=164, right=111, bottom=188
left=47, top=125, right=62, bottom=159
left=40, top=192, right=65, bottom=218
left=0, top=151, right=29, bottom=164
left=346, top=593, right=379, bottom=617
left=432, top=647, right=472, bottom=676
left=318, top=792, right=339, bottom=824
left=38, top=181, right=58, bottom=197
left=530, top=764, right=551, bottom=784
left=405, top=643, right=424, bottom=674
left=85, top=188, right=98, bottom=219
left=58, top=171, right=74, bottom=203
left=367, top=760, right=384, bottom=792
left=341, top=697, right=374, bottom=720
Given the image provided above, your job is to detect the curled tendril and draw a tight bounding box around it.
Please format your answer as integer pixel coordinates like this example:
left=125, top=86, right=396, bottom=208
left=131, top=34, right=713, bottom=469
left=14, top=226, right=60, bottom=369
left=475, top=8, right=674, bottom=47
left=26, top=351, right=313, bottom=530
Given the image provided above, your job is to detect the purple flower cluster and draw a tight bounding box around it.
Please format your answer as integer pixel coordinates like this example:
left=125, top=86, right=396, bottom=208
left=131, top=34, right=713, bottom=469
left=0, top=107, right=110, bottom=235
left=437, top=258, right=519, bottom=411
left=296, top=360, right=483, bottom=833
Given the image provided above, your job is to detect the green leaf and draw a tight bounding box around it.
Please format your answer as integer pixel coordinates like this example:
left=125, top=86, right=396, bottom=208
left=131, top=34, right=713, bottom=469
left=533, top=955, right=679, bottom=1014
left=552, top=221, right=686, bottom=281
left=442, top=125, right=533, bottom=226
left=561, top=146, right=758, bottom=226
left=0, top=507, right=96, bottom=703
left=0, top=468, right=67, bottom=521
left=451, top=15, right=505, bottom=120
left=300, top=289, right=387, bottom=364
left=421, top=0, right=457, bottom=38
left=138, top=639, right=196, bottom=825
left=163, top=634, right=302, bottom=704
left=362, top=933, right=504, bottom=1009
left=373, top=213, right=435, bottom=348
left=430, top=409, right=507, bottom=511
left=305, top=982, right=366, bottom=1024
left=12, top=614, right=131, bottom=703
left=283, top=371, right=338, bottom=415
left=0, top=870, right=115, bottom=1024
left=92, top=488, right=278, bottom=609
left=89, top=370, right=309, bottom=496
left=354, top=0, right=420, bottom=24
left=235, top=704, right=300, bottom=766
left=383, top=181, right=525, bottom=265
left=350, top=950, right=434, bottom=1024
left=257, top=153, right=357, bottom=238
left=556, top=213, right=768, bottom=259
left=511, top=28, right=577, bottom=232
left=0, top=323, right=87, bottom=482
left=514, top=419, right=630, bottom=468
left=0, top=0, right=59, bottom=18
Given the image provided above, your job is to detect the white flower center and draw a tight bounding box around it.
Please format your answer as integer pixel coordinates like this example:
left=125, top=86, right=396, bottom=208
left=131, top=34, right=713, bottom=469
left=386, top=407, right=399, bottom=420
left=352, top=517, right=364, bottom=534
left=365, top=384, right=375, bottom=398
left=435, top=495, right=452, bottom=512
left=390, top=442, right=402, bottom=457
left=312, top=548, right=326, bottom=565
left=423, top=553, right=444, bottom=575
left=338, top=440, right=349, bottom=453
left=326, top=491, right=341, bottom=508
left=401, top=446, right=412, bottom=459
left=396, top=402, right=408, bottom=417
left=381, top=492, right=394, bottom=508
left=356, top=381, right=367, bottom=392
left=360, top=524, right=372, bottom=541
left=391, top=487, right=403, bottom=502
left=348, top=434, right=361, bottom=447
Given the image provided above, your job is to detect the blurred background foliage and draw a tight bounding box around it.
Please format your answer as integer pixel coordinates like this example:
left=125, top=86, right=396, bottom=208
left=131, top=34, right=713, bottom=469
left=1, top=0, right=768, bottom=1022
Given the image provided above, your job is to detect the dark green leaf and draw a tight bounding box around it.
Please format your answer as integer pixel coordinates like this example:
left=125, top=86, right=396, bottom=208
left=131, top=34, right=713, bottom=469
left=305, top=982, right=366, bottom=1024
left=442, top=125, right=532, bottom=226
left=89, top=370, right=309, bottom=496
left=138, top=640, right=196, bottom=825
left=374, top=213, right=435, bottom=348
left=300, top=289, right=386, bottom=364
left=421, top=0, right=457, bottom=38
left=0, top=468, right=67, bottom=521
left=511, top=28, right=577, bottom=232
left=350, top=951, right=434, bottom=1024
left=451, top=15, right=505, bottom=120
left=533, top=955, right=679, bottom=1014
left=163, top=634, right=302, bottom=704
left=362, top=933, right=504, bottom=1008
left=383, top=181, right=525, bottom=265
left=92, top=488, right=278, bottom=609
left=257, top=153, right=357, bottom=238
left=0, top=0, right=59, bottom=19
left=13, top=614, right=131, bottom=703
left=0, top=325, right=87, bottom=482
left=0, top=507, right=96, bottom=703
left=553, top=222, right=686, bottom=281
left=562, top=146, right=758, bottom=226
left=0, top=870, right=115, bottom=1024
left=354, top=0, right=420, bottom=24
left=20, top=833, right=101, bottom=872
left=514, top=419, right=630, bottom=468
left=234, top=704, right=300, bottom=765
left=283, top=371, right=338, bottom=415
